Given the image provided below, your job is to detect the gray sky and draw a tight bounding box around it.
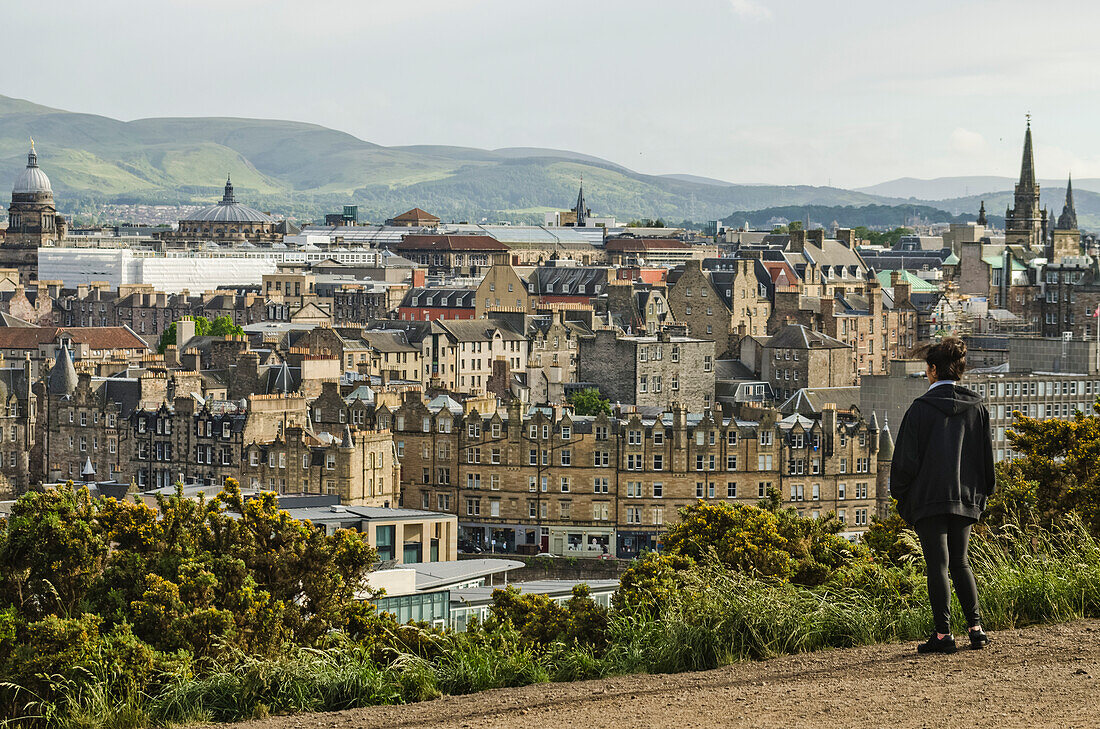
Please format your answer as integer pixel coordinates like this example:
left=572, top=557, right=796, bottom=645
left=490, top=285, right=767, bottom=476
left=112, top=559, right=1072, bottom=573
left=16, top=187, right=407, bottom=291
left=6, top=0, right=1100, bottom=188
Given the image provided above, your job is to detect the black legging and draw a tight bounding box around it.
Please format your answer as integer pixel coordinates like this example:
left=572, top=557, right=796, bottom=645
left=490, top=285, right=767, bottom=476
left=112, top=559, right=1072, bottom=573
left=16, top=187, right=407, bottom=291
left=915, top=514, right=981, bottom=635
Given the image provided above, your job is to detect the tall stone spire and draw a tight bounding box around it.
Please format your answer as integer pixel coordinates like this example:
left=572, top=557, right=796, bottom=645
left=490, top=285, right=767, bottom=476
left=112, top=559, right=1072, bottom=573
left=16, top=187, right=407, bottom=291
left=1018, top=119, right=1036, bottom=191
left=977, top=200, right=987, bottom=226
left=1005, top=118, right=1042, bottom=250
left=574, top=181, right=587, bottom=227
left=222, top=174, right=235, bottom=204
left=1057, top=174, right=1078, bottom=231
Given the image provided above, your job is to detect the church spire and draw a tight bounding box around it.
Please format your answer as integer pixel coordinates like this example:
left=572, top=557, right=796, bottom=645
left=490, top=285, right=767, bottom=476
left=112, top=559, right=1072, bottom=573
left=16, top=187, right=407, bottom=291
left=1057, top=174, right=1078, bottom=231
left=574, top=179, right=587, bottom=227
left=977, top=200, right=987, bottom=226
left=1019, top=118, right=1036, bottom=191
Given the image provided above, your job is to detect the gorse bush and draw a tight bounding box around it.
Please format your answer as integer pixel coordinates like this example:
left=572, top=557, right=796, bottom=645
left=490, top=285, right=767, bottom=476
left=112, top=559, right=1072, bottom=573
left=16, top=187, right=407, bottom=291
left=9, top=434, right=1100, bottom=728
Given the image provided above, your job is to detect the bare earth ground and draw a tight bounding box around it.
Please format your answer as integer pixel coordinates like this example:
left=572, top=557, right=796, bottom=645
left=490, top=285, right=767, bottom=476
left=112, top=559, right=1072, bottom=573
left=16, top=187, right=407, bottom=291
left=227, top=620, right=1100, bottom=729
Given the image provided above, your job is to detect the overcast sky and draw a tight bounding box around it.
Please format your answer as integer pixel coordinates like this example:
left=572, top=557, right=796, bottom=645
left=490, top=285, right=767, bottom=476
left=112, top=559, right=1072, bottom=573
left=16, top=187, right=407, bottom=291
left=6, top=0, right=1100, bottom=188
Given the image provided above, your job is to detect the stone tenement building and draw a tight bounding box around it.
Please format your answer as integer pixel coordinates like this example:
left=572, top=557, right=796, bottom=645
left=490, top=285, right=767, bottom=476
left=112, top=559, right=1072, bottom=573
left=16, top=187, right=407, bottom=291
left=578, top=328, right=716, bottom=411
left=761, top=325, right=853, bottom=400
left=40, top=361, right=399, bottom=505
left=389, top=397, right=889, bottom=558
left=666, top=258, right=773, bottom=353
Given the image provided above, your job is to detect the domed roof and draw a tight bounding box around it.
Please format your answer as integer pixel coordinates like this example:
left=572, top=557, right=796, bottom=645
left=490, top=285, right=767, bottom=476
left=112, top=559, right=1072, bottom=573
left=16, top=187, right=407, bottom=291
left=13, top=142, right=52, bottom=195
left=183, top=176, right=274, bottom=224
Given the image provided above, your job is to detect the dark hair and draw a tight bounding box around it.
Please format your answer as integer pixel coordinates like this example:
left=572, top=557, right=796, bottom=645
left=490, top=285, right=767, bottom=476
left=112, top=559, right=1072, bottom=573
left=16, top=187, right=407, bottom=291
left=921, top=337, right=967, bottom=381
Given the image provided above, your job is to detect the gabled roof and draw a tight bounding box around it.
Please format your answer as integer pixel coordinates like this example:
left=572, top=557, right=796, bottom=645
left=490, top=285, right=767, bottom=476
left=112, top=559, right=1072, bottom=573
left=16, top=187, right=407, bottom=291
left=764, top=324, right=849, bottom=350
left=436, top=319, right=525, bottom=342
left=778, top=386, right=861, bottom=416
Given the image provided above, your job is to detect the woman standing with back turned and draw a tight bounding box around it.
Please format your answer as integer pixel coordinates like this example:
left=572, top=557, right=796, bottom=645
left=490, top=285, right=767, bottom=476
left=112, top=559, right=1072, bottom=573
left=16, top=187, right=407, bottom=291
left=890, top=337, right=995, bottom=654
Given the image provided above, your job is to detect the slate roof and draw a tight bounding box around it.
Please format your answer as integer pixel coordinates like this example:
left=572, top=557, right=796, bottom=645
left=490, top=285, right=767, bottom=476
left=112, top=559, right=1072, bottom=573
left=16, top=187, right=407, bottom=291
left=399, top=287, right=476, bottom=309
left=530, top=266, right=608, bottom=296
left=764, top=324, right=849, bottom=350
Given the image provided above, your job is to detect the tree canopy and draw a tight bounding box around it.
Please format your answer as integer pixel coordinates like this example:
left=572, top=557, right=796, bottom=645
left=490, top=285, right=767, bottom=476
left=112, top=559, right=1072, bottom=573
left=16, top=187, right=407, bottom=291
left=568, top=388, right=611, bottom=417
left=157, top=315, right=244, bottom=354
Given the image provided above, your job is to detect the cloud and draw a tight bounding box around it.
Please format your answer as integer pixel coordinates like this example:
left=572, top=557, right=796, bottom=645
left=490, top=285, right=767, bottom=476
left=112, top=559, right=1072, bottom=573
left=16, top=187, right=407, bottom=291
left=727, top=0, right=771, bottom=20
left=950, top=127, right=987, bottom=155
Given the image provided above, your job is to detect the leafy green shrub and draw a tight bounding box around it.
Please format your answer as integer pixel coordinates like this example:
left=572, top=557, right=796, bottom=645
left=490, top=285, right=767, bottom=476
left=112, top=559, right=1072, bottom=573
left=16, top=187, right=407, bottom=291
left=612, top=551, right=694, bottom=616
left=487, top=584, right=608, bottom=650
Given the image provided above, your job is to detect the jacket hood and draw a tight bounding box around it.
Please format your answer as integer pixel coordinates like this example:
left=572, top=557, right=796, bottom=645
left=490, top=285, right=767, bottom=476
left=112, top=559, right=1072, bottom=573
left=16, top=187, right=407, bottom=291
left=917, top=383, right=984, bottom=416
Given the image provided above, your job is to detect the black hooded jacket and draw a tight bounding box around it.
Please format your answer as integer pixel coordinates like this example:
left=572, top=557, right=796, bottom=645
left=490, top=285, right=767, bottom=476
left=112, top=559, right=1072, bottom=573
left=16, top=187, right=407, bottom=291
left=890, top=383, right=996, bottom=526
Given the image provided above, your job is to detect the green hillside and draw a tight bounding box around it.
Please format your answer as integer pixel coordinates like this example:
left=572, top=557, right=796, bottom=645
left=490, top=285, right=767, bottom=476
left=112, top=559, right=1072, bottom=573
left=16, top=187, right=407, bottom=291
left=0, top=94, right=935, bottom=224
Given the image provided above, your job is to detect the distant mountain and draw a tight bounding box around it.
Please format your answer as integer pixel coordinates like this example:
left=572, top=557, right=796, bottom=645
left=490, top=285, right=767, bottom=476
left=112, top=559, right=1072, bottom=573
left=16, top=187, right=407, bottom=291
left=6, top=94, right=1087, bottom=229
left=858, top=176, right=1100, bottom=201
left=722, top=203, right=983, bottom=231
left=0, top=94, right=903, bottom=224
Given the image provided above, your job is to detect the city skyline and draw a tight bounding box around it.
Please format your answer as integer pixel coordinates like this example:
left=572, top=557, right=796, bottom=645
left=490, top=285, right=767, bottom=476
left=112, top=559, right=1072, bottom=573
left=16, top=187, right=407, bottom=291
left=8, top=0, right=1100, bottom=189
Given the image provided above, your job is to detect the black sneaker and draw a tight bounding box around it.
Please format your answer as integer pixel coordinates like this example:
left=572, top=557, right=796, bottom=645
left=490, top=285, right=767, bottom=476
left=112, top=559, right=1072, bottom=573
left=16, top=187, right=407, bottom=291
left=917, top=633, right=957, bottom=654
left=968, top=628, right=990, bottom=650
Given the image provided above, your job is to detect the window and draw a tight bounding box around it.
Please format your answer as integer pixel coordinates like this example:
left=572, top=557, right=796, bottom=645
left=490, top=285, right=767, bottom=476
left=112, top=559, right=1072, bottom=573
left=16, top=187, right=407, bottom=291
left=627, top=507, right=641, bottom=525
left=704, top=355, right=713, bottom=372
left=593, top=503, right=610, bottom=521
left=758, top=481, right=771, bottom=498
left=759, top=431, right=773, bottom=446
left=653, top=430, right=665, bottom=445
left=491, top=447, right=501, bottom=464
left=727, top=454, right=737, bottom=470
left=594, top=477, right=609, bottom=494
left=466, top=473, right=481, bottom=489
left=490, top=474, right=500, bottom=491
left=757, top=454, right=773, bottom=470
left=727, top=482, right=737, bottom=498
left=653, top=481, right=663, bottom=498
left=840, top=458, right=848, bottom=474
left=838, top=483, right=847, bottom=500
left=812, top=483, right=821, bottom=500
left=593, top=450, right=609, bottom=466
left=595, top=425, right=608, bottom=440
left=561, top=425, right=571, bottom=440
left=466, top=498, right=481, bottom=516
left=561, top=477, right=570, bottom=492
left=560, top=449, right=571, bottom=466
left=628, top=430, right=642, bottom=445
left=696, top=482, right=705, bottom=498
left=375, top=525, right=395, bottom=562
left=653, top=453, right=664, bottom=470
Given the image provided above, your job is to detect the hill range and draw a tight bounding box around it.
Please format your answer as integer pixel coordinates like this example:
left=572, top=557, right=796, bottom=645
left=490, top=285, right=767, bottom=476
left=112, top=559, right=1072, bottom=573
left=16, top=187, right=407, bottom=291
left=1, top=94, right=1097, bottom=228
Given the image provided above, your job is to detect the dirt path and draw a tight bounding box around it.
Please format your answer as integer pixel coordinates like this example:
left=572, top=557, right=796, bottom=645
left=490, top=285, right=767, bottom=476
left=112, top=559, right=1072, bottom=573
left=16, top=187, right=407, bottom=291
left=228, top=620, right=1100, bottom=729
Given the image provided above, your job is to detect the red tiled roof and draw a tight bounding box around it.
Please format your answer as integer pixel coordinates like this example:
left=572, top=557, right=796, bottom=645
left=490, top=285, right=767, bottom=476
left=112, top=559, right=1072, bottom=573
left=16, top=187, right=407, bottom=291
left=390, top=207, right=440, bottom=223
left=0, top=326, right=149, bottom=351
left=605, top=238, right=693, bottom=253
left=395, top=234, right=509, bottom=252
